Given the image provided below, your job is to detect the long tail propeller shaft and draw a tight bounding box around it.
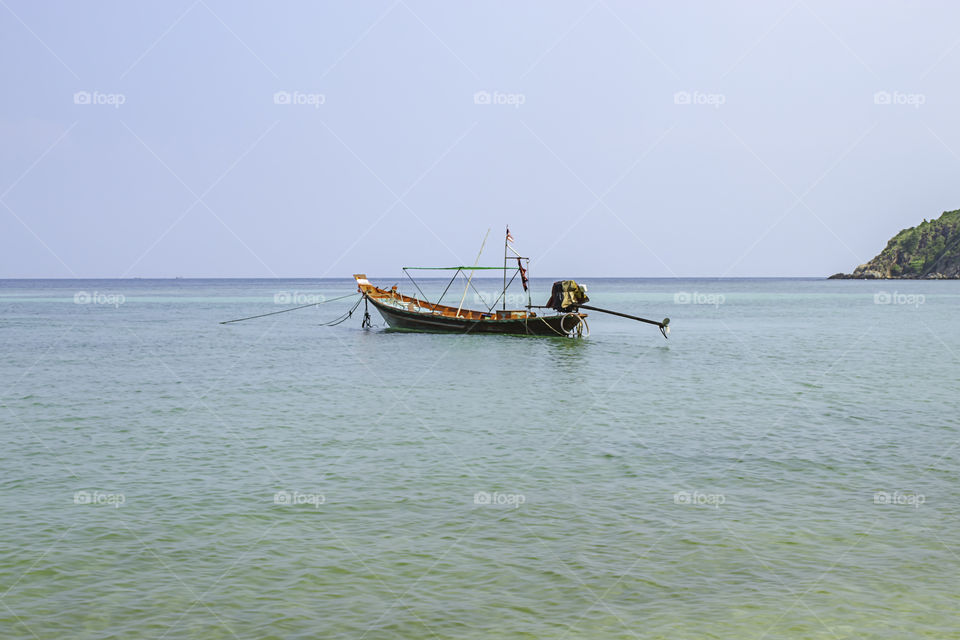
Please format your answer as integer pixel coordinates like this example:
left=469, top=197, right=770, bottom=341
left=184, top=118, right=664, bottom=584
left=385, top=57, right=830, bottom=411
left=578, top=305, right=670, bottom=339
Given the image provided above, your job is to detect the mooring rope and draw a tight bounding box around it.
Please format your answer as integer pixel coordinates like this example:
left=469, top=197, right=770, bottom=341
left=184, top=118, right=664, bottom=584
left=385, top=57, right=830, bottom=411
left=361, top=295, right=373, bottom=328
left=537, top=314, right=567, bottom=337
left=575, top=315, right=589, bottom=338
left=219, top=293, right=360, bottom=324
left=536, top=312, right=587, bottom=338
left=319, top=296, right=364, bottom=326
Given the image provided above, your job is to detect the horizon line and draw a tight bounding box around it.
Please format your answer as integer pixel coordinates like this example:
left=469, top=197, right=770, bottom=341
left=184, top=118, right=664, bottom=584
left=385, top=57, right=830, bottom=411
left=0, top=275, right=838, bottom=281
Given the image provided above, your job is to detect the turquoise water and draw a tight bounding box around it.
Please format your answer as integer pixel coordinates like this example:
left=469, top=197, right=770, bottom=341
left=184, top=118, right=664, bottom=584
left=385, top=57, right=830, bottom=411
left=1, top=278, right=958, bottom=639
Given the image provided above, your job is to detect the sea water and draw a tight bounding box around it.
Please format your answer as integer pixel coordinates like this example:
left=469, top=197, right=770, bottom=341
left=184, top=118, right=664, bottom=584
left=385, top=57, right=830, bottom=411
left=1, top=278, right=958, bottom=639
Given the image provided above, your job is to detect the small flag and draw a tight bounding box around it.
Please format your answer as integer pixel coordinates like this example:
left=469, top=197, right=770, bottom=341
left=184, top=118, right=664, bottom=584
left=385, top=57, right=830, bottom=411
left=517, top=258, right=528, bottom=291
left=506, top=227, right=515, bottom=243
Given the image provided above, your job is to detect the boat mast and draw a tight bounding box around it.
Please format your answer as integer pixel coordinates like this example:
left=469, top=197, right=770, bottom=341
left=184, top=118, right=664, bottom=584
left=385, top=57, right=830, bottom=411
left=503, top=225, right=508, bottom=311
left=456, top=228, right=490, bottom=318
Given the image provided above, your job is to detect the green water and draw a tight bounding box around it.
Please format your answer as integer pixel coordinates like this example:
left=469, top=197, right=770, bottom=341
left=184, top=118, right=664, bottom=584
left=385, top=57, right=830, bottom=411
left=1, top=278, right=958, bottom=639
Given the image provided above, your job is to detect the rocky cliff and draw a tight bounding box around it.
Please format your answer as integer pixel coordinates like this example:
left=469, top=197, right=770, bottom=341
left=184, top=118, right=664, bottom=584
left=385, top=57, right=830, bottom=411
left=829, top=209, right=960, bottom=279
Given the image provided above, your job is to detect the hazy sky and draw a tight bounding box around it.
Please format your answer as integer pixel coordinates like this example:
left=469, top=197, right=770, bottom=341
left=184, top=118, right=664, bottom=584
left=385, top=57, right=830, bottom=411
left=2, top=1, right=960, bottom=278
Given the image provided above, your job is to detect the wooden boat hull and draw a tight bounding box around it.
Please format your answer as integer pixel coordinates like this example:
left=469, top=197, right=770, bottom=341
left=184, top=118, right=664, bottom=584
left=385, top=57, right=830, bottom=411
left=366, top=293, right=579, bottom=336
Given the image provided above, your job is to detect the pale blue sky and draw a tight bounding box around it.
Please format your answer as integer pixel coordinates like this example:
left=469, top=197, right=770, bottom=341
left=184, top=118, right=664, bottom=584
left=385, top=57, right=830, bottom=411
left=2, top=1, right=960, bottom=278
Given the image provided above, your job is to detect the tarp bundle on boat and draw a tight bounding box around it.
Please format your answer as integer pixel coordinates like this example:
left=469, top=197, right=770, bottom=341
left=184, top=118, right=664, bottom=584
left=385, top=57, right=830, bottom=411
left=546, top=280, right=589, bottom=312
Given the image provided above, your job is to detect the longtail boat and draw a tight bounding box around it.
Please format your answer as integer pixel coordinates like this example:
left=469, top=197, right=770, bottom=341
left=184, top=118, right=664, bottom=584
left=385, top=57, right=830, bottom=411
left=219, top=227, right=669, bottom=338
left=353, top=273, right=586, bottom=336
left=352, top=227, right=670, bottom=339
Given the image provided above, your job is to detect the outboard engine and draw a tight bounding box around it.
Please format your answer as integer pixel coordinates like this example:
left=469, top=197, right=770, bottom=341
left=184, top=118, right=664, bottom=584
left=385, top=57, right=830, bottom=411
left=546, top=280, right=589, bottom=312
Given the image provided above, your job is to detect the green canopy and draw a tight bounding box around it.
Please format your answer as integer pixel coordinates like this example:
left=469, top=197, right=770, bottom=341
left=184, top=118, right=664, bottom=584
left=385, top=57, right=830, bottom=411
left=402, top=266, right=514, bottom=270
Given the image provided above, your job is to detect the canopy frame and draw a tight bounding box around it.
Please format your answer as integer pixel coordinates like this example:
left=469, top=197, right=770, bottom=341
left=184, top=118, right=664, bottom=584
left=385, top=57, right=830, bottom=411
left=402, top=265, right=527, bottom=270
left=401, top=261, right=529, bottom=313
